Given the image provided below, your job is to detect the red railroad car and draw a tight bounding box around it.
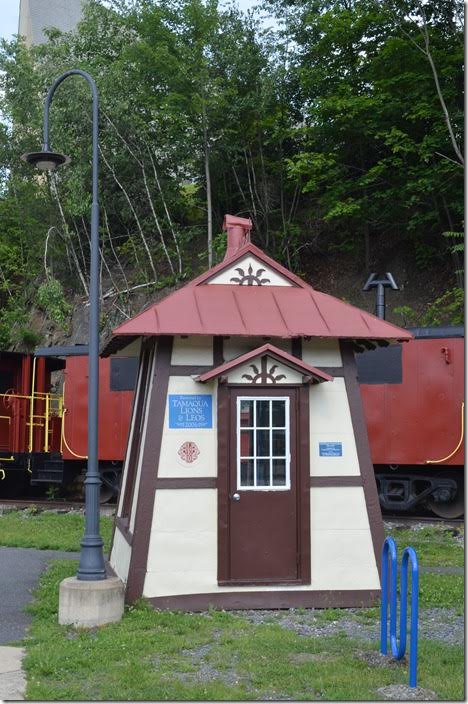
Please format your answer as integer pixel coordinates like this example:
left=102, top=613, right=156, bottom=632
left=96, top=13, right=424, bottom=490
left=1, top=327, right=464, bottom=516
left=358, top=326, right=464, bottom=518
left=0, top=350, right=136, bottom=500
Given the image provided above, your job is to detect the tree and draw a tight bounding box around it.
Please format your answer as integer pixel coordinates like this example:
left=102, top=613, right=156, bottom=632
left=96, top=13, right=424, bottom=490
left=265, top=0, right=463, bottom=275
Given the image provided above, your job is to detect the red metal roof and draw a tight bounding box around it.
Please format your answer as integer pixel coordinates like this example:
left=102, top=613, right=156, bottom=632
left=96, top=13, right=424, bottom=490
left=104, top=241, right=412, bottom=353
left=196, top=344, right=334, bottom=384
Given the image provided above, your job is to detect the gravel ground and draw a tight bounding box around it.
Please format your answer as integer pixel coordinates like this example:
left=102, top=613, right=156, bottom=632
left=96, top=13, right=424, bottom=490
left=229, top=606, right=464, bottom=646
left=376, top=684, right=438, bottom=700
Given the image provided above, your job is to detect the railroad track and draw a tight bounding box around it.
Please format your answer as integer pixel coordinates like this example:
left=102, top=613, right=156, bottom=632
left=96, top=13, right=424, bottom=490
left=0, top=499, right=463, bottom=526
left=0, top=498, right=116, bottom=516
left=384, top=514, right=464, bottom=527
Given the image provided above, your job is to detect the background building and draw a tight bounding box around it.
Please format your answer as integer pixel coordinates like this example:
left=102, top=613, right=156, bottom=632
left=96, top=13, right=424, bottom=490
left=18, top=0, right=84, bottom=47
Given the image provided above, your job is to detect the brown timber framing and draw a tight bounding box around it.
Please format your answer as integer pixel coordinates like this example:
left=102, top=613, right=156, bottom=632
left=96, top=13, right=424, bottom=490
left=155, top=477, right=217, bottom=489
left=120, top=342, right=154, bottom=522
left=114, top=333, right=383, bottom=607
left=147, top=589, right=380, bottom=611
left=124, top=336, right=173, bottom=602
left=340, top=339, right=385, bottom=575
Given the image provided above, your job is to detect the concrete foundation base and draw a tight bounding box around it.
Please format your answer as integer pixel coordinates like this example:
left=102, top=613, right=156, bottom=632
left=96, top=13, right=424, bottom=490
left=58, top=576, right=125, bottom=627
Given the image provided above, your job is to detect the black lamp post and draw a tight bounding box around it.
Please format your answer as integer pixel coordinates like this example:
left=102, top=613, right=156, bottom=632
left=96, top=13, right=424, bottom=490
left=23, top=69, right=106, bottom=581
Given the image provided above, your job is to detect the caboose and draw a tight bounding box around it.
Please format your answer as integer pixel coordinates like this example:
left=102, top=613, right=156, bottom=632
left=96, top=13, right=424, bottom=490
left=0, top=348, right=136, bottom=500
left=358, top=326, right=464, bottom=518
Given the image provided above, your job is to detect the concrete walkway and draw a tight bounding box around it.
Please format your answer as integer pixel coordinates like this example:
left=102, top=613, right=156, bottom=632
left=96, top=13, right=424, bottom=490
left=0, top=547, right=79, bottom=701
left=0, top=647, right=26, bottom=701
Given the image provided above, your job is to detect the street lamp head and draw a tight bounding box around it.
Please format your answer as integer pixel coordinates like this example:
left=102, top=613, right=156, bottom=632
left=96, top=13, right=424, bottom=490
left=21, top=150, right=70, bottom=172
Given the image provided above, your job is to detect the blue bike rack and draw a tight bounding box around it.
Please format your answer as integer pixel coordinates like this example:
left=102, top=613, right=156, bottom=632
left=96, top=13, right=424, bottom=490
left=380, top=536, right=419, bottom=688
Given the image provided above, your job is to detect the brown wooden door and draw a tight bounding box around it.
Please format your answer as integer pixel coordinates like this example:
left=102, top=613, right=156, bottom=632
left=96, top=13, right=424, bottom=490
left=219, top=387, right=308, bottom=585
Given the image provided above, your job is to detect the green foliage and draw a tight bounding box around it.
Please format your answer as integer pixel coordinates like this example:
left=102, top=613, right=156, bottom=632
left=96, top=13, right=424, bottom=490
left=421, top=287, right=464, bottom=326
left=268, top=0, right=463, bottom=271
left=393, top=305, right=419, bottom=326
left=21, top=556, right=463, bottom=701
left=385, top=525, right=464, bottom=568
left=419, top=574, right=464, bottom=611
left=0, top=510, right=114, bottom=552
left=0, top=0, right=463, bottom=341
left=37, top=278, right=72, bottom=327
left=394, top=286, right=463, bottom=326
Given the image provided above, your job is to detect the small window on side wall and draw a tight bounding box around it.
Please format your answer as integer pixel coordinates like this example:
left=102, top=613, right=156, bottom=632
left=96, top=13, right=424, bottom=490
left=237, top=397, right=290, bottom=490
left=110, top=357, right=139, bottom=391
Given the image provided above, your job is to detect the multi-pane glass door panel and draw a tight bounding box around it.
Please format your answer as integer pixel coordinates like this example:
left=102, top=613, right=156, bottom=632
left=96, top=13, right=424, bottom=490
left=237, top=397, right=290, bottom=490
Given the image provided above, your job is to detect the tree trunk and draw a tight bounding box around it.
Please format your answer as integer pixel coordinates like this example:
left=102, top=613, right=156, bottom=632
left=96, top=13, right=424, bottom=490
left=202, top=99, right=213, bottom=267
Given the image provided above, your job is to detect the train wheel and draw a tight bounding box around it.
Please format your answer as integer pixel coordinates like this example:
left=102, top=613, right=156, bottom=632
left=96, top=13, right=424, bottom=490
left=427, top=477, right=464, bottom=519
left=100, top=467, right=121, bottom=504
left=99, top=485, right=115, bottom=504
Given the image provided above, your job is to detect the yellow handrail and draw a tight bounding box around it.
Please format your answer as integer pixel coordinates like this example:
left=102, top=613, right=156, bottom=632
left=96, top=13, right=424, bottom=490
left=1, top=384, right=63, bottom=455
left=44, top=393, right=50, bottom=452
left=60, top=383, right=87, bottom=459
left=61, top=409, right=88, bottom=459
left=426, top=402, right=464, bottom=464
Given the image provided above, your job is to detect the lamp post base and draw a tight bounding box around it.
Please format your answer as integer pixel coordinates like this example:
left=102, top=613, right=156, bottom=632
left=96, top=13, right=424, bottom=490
left=58, top=576, right=125, bottom=627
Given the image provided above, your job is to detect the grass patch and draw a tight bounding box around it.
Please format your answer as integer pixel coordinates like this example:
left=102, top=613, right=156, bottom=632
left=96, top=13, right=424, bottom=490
left=385, top=525, right=464, bottom=568
left=23, top=561, right=464, bottom=701
left=0, top=509, right=113, bottom=552
left=419, top=573, right=464, bottom=612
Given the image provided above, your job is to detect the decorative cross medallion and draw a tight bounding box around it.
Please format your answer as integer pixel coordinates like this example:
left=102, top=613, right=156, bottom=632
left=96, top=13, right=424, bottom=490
left=178, top=441, right=200, bottom=464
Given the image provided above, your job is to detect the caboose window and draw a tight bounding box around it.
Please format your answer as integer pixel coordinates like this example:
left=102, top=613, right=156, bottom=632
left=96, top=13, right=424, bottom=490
left=110, top=357, right=139, bottom=391
left=237, top=397, right=290, bottom=490
left=0, top=370, right=14, bottom=395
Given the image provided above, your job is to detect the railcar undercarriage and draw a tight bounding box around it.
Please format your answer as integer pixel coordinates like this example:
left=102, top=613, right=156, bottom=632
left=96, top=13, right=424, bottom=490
left=376, top=466, right=464, bottom=519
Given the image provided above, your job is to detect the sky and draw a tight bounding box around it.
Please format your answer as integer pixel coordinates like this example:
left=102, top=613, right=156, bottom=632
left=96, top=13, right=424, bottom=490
left=0, top=0, right=262, bottom=42
left=1, top=0, right=20, bottom=40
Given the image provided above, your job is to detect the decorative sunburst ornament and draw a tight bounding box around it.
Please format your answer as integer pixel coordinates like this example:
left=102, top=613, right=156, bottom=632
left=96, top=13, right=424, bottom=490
left=230, top=264, right=271, bottom=285
left=241, top=362, right=286, bottom=384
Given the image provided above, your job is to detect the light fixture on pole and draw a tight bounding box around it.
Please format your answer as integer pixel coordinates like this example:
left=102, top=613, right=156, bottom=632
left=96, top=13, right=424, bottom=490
left=363, top=272, right=399, bottom=320
left=23, top=69, right=106, bottom=582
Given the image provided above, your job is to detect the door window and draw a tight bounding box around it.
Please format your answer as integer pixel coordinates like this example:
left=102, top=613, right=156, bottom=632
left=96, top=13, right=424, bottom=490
left=237, top=397, right=290, bottom=490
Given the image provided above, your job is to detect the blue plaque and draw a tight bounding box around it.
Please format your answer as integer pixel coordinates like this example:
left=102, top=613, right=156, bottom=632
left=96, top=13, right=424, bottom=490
left=169, top=394, right=213, bottom=429
left=319, top=442, right=343, bottom=457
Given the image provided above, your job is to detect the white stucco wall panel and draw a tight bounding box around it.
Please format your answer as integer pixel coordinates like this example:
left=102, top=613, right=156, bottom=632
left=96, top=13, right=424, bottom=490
left=311, top=486, right=370, bottom=530
left=110, top=528, right=132, bottom=584
left=158, top=377, right=217, bottom=478
left=148, top=489, right=217, bottom=533
left=310, top=379, right=354, bottom=434
left=144, top=489, right=218, bottom=596
left=309, top=380, right=360, bottom=476
left=310, top=529, right=380, bottom=590
left=143, top=487, right=379, bottom=598
left=158, top=432, right=217, bottom=477
left=171, top=336, right=213, bottom=365
left=310, top=433, right=360, bottom=475
left=223, top=336, right=291, bottom=361
left=148, top=531, right=217, bottom=573
left=208, top=256, right=292, bottom=286
left=302, top=339, right=342, bottom=367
